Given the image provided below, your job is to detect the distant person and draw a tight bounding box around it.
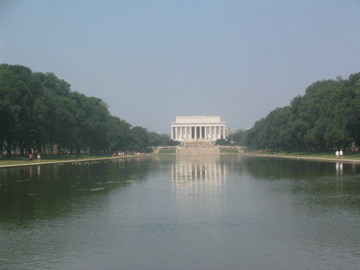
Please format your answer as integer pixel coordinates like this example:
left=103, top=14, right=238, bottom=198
left=29, top=153, right=33, bottom=162
left=340, top=150, right=343, bottom=159
left=336, top=150, right=339, bottom=159
left=37, top=153, right=40, bottom=163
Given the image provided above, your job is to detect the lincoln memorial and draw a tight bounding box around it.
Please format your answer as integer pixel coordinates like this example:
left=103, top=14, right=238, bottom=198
left=170, top=116, right=226, bottom=142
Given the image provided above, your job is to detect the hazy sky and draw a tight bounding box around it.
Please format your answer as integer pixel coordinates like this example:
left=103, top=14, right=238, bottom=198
left=1, top=0, right=360, bottom=133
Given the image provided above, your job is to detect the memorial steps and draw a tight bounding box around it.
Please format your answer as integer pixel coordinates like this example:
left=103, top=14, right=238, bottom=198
left=176, top=141, right=220, bottom=156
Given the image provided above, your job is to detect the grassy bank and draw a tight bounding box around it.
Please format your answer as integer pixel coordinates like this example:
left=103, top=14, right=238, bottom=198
left=158, top=149, right=176, bottom=154
left=219, top=148, right=239, bottom=154
left=0, top=154, right=145, bottom=167
left=246, top=151, right=360, bottom=162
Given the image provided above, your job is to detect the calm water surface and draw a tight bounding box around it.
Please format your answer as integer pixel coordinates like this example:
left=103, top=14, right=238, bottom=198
left=1, top=156, right=360, bottom=270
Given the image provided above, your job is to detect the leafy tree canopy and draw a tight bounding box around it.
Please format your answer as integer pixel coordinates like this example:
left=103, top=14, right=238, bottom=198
left=243, top=72, right=360, bottom=152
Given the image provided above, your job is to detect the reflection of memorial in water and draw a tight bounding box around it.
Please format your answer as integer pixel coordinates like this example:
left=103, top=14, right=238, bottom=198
left=171, top=156, right=227, bottom=203
left=172, top=156, right=226, bottom=185
left=171, top=156, right=228, bottom=237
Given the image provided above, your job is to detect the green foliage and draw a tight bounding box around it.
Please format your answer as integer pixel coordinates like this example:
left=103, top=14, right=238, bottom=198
left=215, top=139, right=231, bottom=145
left=243, top=72, right=360, bottom=152
left=129, top=126, right=149, bottom=152
left=0, top=64, right=169, bottom=156
left=227, top=130, right=245, bottom=145
left=148, top=132, right=179, bottom=147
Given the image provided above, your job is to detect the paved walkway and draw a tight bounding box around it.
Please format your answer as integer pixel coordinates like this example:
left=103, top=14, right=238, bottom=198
left=0, top=155, right=151, bottom=169
left=246, top=153, right=360, bottom=164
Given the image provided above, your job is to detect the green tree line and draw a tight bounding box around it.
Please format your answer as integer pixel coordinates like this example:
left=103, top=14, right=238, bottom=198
left=238, top=72, right=360, bottom=152
left=216, top=130, right=246, bottom=146
left=0, top=64, right=177, bottom=157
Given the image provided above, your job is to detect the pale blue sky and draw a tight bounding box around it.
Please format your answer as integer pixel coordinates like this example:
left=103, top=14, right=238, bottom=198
left=1, top=0, right=360, bottom=133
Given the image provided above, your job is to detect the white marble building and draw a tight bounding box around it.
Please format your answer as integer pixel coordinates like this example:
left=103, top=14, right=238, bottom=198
left=170, top=116, right=226, bottom=142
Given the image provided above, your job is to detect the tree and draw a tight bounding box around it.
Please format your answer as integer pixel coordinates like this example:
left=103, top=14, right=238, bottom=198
left=130, top=126, right=149, bottom=152
left=242, top=73, right=360, bottom=152
left=227, top=130, right=245, bottom=145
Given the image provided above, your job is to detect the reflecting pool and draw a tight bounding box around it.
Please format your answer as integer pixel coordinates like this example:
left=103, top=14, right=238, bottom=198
left=1, top=156, right=360, bottom=270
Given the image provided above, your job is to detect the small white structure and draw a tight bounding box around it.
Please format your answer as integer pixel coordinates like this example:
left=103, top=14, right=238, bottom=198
left=170, top=116, right=226, bottom=142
